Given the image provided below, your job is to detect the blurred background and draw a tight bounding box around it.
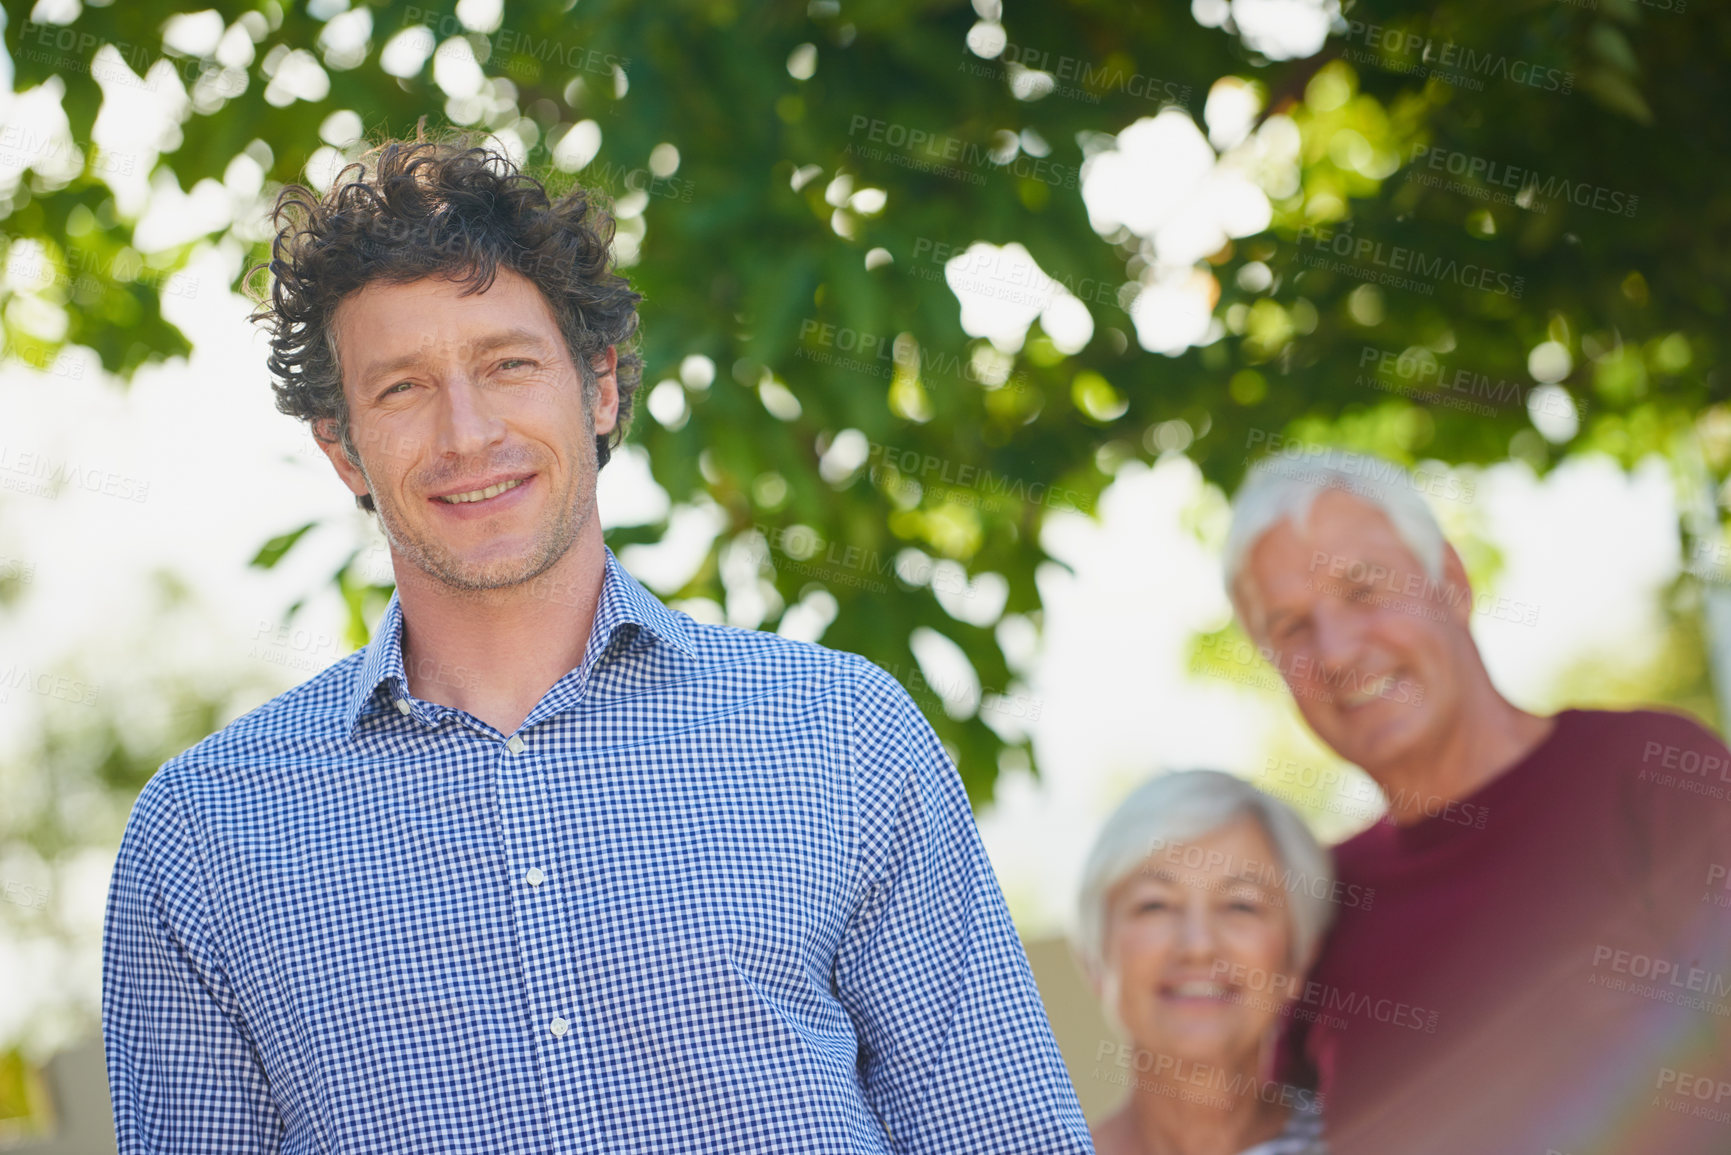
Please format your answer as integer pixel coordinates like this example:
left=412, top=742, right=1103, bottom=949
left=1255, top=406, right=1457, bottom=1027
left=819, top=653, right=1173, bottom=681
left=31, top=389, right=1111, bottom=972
left=0, top=0, right=1725, bottom=1146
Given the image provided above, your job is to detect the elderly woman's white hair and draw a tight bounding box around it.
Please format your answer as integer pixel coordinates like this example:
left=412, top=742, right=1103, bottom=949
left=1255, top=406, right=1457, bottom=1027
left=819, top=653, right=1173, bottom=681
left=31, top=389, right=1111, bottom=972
left=1076, top=769, right=1336, bottom=980
left=1223, top=449, right=1448, bottom=614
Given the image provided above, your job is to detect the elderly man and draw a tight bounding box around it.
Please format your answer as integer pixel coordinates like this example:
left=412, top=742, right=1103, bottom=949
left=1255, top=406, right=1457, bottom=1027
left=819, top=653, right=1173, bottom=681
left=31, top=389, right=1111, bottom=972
left=99, top=136, right=1092, bottom=1154
left=1225, top=450, right=1731, bottom=1155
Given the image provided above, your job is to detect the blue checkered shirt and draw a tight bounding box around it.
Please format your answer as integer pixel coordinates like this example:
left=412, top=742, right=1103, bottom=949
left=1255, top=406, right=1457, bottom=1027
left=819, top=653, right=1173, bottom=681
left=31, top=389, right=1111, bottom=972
left=102, top=548, right=1093, bottom=1153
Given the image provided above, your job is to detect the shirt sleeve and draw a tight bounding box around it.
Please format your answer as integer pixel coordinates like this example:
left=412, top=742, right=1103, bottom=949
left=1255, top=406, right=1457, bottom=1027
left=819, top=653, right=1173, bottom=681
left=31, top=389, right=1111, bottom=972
left=102, top=769, right=285, bottom=1153
left=830, top=660, right=1094, bottom=1155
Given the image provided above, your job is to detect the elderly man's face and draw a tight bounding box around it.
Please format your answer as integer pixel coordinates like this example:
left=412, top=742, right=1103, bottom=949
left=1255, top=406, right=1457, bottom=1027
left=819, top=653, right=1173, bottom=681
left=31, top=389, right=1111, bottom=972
left=1099, top=817, right=1298, bottom=1068
left=319, top=267, right=618, bottom=593
left=1234, top=488, right=1473, bottom=779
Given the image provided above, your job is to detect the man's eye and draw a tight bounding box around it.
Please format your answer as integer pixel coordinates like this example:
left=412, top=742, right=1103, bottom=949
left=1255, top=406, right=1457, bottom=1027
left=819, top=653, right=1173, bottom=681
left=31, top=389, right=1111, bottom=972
left=385, top=381, right=412, bottom=395
left=499, top=358, right=533, bottom=371
left=1133, top=899, right=1171, bottom=914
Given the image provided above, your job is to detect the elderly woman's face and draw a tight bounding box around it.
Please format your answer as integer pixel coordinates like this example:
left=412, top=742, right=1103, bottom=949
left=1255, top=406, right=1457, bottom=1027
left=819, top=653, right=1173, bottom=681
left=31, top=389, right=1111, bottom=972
left=1099, top=816, right=1299, bottom=1067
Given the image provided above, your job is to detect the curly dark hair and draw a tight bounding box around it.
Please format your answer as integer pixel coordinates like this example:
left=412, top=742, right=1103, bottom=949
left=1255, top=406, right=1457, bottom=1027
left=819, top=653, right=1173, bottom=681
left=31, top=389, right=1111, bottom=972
left=249, top=132, right=643, bottom=512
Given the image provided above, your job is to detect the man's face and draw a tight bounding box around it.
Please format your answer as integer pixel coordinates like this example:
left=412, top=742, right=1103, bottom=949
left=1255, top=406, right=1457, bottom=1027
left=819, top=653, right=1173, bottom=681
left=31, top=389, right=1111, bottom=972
left=1234, top=488, right=1474, bottom=778
left=319, top=267, right=618, bottom=594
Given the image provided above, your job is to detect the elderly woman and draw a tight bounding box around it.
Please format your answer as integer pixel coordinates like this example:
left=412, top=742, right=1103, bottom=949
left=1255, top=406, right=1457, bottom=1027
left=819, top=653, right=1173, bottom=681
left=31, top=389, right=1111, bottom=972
left=1078, top=770, right=1335, bottom=1155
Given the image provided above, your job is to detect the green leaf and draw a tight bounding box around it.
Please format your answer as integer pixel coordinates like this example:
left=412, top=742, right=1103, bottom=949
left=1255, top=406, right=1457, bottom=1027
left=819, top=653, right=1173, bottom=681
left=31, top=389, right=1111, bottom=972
left=248, top=522, right=318, bottom=569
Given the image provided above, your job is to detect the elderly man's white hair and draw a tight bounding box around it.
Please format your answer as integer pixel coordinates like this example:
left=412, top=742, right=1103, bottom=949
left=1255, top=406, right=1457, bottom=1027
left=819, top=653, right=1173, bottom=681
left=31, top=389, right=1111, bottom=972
left=1223, top=449, right=1448, bottom=614
left=1075, top=769, right=1335, bottom=983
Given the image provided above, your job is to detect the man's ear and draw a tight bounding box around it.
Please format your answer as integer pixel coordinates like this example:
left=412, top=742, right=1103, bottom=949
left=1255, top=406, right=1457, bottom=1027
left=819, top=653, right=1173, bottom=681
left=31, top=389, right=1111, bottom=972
left=312, top=418, right=370, bottom=503
left=1439, top=543, right=1473, bottom=628
left=589, top=346, right=620, bottom=437
left=1230, top=575, right=1266, bottom=651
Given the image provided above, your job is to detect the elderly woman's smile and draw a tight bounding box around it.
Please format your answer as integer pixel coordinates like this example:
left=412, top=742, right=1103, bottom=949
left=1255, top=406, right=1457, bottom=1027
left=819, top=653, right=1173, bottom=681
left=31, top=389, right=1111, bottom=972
left=1078, top=770, right=1332, bottom=1155
left=1103, top=817, right=1298, bottom=1061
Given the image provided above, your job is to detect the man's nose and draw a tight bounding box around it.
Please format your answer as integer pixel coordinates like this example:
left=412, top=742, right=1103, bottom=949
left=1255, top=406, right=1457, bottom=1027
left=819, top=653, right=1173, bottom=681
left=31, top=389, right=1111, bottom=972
left=435, top=373, right=506, bottom=458
left=1309, top=601, right=1363, bottom=672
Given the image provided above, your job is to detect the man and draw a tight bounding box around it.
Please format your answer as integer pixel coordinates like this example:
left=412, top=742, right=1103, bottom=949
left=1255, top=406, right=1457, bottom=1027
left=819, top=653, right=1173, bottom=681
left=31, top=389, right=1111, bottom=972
left=1225, top=450, right=1731, bottom=1155
left=101, top=137, right=1093, bottom=1154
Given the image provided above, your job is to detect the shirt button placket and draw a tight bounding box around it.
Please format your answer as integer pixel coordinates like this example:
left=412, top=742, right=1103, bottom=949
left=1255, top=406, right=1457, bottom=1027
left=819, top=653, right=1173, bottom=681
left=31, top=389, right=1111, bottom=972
left=501, top=732, right=571, bottom=1065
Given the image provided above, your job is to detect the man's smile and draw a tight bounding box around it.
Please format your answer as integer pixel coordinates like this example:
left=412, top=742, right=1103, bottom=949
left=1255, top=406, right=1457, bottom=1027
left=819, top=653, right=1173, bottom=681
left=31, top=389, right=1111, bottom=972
left=427, top=473, right=537, bottom=519
left=433, top=476, right=531, bottom=504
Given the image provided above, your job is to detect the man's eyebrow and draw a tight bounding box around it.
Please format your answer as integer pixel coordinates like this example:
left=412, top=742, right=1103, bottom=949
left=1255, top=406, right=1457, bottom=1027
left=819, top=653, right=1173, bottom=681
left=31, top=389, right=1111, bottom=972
left=468, top=328, right=557, bottom=355
left=355, top=328, right=556, bottom=390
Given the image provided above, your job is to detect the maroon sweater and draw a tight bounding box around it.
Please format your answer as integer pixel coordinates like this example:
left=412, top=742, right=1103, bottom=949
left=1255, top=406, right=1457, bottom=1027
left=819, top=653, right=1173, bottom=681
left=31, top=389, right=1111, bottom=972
left=1286, top=708, right=1731, bottom=1155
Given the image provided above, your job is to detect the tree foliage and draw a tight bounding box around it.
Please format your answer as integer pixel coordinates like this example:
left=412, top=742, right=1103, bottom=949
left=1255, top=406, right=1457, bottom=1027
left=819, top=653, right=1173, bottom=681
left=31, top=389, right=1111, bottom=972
left=2, top=0, right=1725, bottom=802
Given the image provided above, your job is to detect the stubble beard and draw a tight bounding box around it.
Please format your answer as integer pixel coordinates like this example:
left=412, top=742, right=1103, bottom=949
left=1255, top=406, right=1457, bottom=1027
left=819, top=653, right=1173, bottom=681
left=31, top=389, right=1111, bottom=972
left=367, top=416, right=599, bottom=596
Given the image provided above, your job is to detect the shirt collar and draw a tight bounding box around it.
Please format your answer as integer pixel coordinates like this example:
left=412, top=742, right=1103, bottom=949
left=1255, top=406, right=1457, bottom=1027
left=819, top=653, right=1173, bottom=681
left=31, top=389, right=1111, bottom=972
left=342, top=546, right=694, bottom=735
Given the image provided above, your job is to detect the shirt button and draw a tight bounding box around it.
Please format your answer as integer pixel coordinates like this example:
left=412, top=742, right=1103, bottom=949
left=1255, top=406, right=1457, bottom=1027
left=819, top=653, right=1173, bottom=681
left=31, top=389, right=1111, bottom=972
left=394, top=699, right=411, bottom=715
left=506, top=735, right=527, bottom=754
left=526, top=867, right=545, bottom=887
left=549, top=1016, right=569, bottom=1038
